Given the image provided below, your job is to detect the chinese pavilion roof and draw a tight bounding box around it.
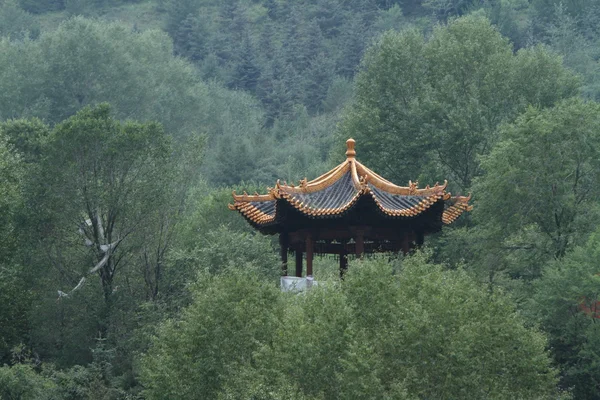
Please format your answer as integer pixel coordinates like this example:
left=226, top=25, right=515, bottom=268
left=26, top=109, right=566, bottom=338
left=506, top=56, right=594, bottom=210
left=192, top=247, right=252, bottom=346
left=229, top=139, right=472, bottom=234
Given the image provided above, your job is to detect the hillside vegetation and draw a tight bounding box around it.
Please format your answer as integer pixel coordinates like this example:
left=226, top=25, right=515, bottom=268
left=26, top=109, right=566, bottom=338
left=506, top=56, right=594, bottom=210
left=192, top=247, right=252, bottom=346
left=2, top=0, right=600, bottom=398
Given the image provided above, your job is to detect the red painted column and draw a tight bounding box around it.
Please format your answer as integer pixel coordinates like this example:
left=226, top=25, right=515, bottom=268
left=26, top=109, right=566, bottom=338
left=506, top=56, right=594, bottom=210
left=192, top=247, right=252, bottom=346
left=355, top=231, right=364, bottom=258
left=306, top=233, right=314, bottom=277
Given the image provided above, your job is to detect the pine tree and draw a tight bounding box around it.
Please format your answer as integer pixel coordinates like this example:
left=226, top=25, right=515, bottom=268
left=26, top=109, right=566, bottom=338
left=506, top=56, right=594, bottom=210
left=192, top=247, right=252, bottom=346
left=257, top=21, right=276, bottom=65
left=337, top=14, right=368, bottom=78
left=173, top=14, right=194, bottom=57
left=312, top=0, right=346, bottom=38
left=303, top=51, right=336, bottom=113
left=164, top=0, right=200, bottom=37
left=257, top=56, right=295, bottom=126
left=301, top=18, right=326, bottom=67
left=186, top=17, right=208, bottom=63
left=218, top=0, right=238, bottom=21
left=265, top=0, right=278, bottom=20
left=282, top=5, right=306, bottom=71
left=230, top=34, right=261, bottom=92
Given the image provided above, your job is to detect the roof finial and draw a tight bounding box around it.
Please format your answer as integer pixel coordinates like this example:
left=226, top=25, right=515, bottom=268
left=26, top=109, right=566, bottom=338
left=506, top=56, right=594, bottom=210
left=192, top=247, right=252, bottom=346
left=346, top=138, right=356, bottom=159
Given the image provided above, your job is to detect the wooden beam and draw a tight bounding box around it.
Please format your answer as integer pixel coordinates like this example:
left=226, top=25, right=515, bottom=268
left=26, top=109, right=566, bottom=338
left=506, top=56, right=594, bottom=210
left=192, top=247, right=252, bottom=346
left=295, top=250, right=303, bottom=277
left=279, top=233, right=288, bottom=276
left=296, top=241, right=402, bottom=255
left=306, top=233, right=314, bottom=277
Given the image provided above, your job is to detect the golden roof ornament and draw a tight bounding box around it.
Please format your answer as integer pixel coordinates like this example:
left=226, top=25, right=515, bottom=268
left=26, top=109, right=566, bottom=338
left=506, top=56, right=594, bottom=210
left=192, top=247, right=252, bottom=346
left=345, top=138, right=356, bottom=159
left=408, top=180, right=419, bottom=195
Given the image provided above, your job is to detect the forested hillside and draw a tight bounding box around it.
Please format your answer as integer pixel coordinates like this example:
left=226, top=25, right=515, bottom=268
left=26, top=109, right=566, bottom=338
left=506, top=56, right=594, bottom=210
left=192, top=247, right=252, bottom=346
left=2, top=0, right=600, bottom=398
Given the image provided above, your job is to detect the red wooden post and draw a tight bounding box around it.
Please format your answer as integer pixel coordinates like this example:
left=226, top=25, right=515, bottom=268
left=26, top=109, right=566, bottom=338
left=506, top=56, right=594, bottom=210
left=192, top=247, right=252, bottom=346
left=306, top=233, right=314, bottom=277
left=355, top=231, right=364, bottom=257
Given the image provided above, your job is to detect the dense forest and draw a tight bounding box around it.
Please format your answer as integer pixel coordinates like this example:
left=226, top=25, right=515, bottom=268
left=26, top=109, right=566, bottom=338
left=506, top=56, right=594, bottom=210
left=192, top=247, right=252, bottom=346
left=2, top=0, right=600, bottom=398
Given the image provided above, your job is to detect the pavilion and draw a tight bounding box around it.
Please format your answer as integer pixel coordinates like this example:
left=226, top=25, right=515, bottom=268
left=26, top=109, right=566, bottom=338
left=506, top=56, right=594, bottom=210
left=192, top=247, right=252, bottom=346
left=229, top=139, right=472, bottom=282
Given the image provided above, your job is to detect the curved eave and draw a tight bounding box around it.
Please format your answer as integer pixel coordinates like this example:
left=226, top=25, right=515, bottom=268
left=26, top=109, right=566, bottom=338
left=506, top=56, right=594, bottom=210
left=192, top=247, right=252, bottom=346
left=367, top=190, right=446, bottom=218
left=229, top=189, right=463, bottom=226
left=228, top=201, right=277, bottom=226
left=278, top=160, right=354, bottom=194
left=442, top=195, right=473, bottom=225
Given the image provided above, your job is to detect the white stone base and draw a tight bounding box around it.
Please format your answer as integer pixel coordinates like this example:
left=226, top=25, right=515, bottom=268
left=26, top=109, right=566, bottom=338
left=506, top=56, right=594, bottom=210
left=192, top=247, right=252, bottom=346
left=280, top=276, right=317, bottom=292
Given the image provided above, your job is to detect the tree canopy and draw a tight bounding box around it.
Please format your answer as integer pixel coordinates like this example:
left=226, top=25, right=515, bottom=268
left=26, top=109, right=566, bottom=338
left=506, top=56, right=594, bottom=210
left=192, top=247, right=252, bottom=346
left=141, top=255, right=563, bottom=400
left=474, top=98, right=600, bottom=277
left=3, top=0, right=600, bottom=398
left=339, top=15, right=579, bottom=192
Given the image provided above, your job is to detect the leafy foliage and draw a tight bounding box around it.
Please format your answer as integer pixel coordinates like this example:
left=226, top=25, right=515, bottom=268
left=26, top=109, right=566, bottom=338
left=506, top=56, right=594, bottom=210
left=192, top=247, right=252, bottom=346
left=141, top=255, right=563, bottom=399
left=140, top=268, right=283, bottom=399
left=3, top=0, right=600, bottom=397
left=0, top=130, right=23, bottom=263
left=37, top=104, right=171, bottom=304
left=528, top=231, right=600, bottom=398
left=161, top=0, right=406, bottom=117
left=0, top=363, right=56, bottom=400
left=474, top=99, right=600, bottom=280
left=0, top=0, right=39, bottom=39
left=338, top=16, right=579, bottom=191
left=0, top=131, right=31, bottom=362
left=0, top=17, right=207, bottom=140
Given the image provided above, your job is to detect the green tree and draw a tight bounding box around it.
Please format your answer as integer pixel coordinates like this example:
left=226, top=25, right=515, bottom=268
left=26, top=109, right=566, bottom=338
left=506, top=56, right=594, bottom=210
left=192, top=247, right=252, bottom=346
left=0, top=118, right=49, bottom=163
left=163, top=0, right=203, bottom=38
left=531, top=0, right=600, bottom=29
left=140, top=254, right=563, bottom=399
left=0, top=363, right=56, bottom=400
left=140, top=268, right=282, bottom=400
left=199, top=85, right=279, bottom=186
left=479, top=0, right=530, bottom=49
left=18, top=0, right=64, bottom=14
left=342, top=255, right=561, bottom=398
left=229, top=33, right=261, bottom=92
left=336, top=13, right=368, bottom=78
left=173, top=13, right=209, bottom=62
left=474, top=98, right=600, bottom=282
left=0, top=0, right=39, bottom=40
left=0, top=17, right=210, bottom=139
left=528, top=230, right=600, bottom=398
left=302, top=52, right=335, bottom=113
left=35, top=104, right=171, bottom=334
left=0, top=130, right=31, bottom=362
left=0, top=130, right=23, bottom=264
left=422, top=0, right=479, bottom=19
left=372, top=4, right=408, bottom=34
left=543, top=3, right=600, bottom=100
left=338, top=15, right=579, bottom=192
